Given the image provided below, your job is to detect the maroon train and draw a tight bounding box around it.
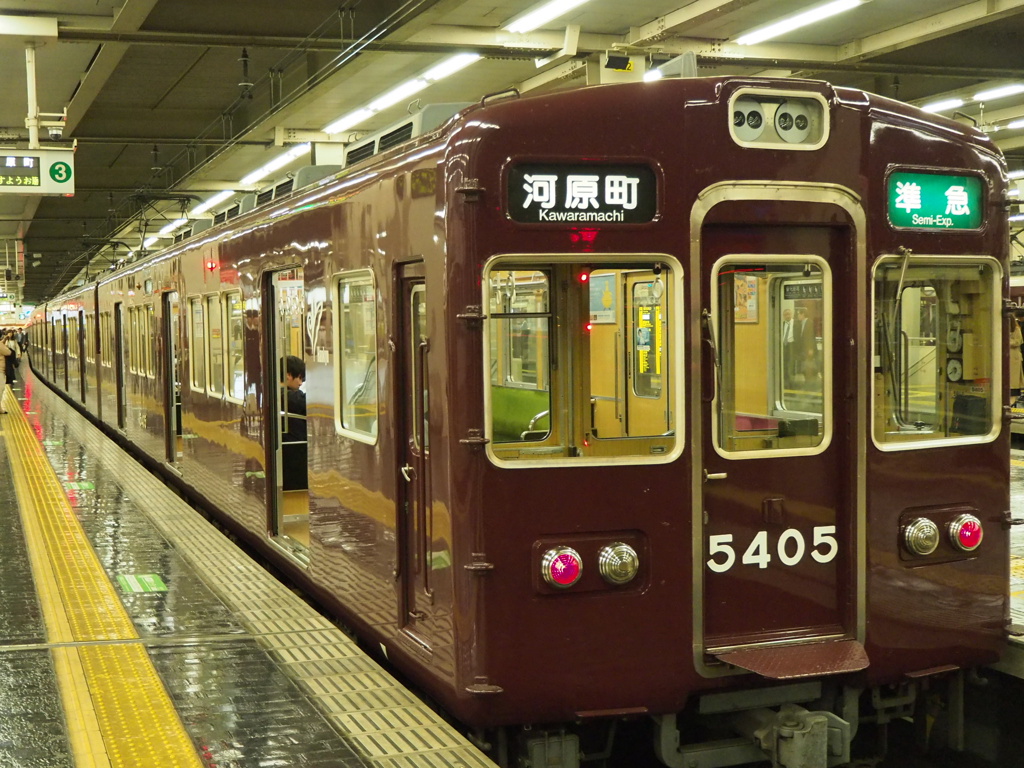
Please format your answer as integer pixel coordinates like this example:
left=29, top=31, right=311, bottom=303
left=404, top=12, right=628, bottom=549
left=29, top=76, right=1011, bottom=767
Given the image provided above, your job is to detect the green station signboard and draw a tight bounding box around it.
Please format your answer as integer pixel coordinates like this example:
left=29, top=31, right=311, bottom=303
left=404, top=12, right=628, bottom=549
left=887, top=171, right=983, bottom=230
left=0, top=149, right=75, bottom=195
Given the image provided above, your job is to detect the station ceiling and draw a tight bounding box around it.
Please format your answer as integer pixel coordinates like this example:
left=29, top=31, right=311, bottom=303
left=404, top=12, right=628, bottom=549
left=2, top=0, right=1024, bottom=306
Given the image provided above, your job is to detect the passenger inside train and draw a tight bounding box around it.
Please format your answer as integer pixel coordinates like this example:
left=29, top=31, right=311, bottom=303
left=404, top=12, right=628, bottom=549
left=282, top=354, right=307, bottom=491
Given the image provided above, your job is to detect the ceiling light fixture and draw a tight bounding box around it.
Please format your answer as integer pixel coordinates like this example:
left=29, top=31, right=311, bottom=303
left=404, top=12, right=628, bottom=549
left=1009, top=170, right=1024, bottom=180
left=323, top=53, right=481, bottom=135
left=239, top=143, right=310, bottom=186
left=973, top=84, right=1024, bottom=102
left=1007, top=119, right=1024, bottom=130
left=157, top=218, right=188, bottom=236
left=192, top=190, right=236, bottom=216
left=734, top=0, right=863, bottom=46
left=504, top=0, right=592, bottom=34
left=921, top=98, right=964, bottom=114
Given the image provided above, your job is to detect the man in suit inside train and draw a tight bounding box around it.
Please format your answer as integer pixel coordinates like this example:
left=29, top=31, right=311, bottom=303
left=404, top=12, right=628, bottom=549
left=781, top=308, right=797, bottom=382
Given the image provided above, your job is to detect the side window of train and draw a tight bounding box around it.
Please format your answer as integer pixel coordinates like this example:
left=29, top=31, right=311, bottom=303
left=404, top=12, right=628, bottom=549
left=188, top=296, right=206, bottom=391
left=712, top=257, right=831, bottom=456
left=484, top=256, right=681, bottom=465
left=335, top=271, right=378, bottom=441
left=206, top=294, right=224, bottom=395
left=99, top=312, right=111, bottom=368
left=225, top=291, right=245, bottom=402
left=872, top=255, right=1000, bottom=446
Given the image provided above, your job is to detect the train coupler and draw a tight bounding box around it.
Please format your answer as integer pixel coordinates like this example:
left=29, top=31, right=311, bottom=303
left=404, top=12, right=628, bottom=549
left=732, top=703, right=851, bottom=768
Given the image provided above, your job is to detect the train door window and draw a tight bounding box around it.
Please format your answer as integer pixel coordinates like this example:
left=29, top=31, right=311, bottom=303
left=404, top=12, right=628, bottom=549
left=99, top=312, right=111, bottom=369
left=206, top=294, right=224, bottom=395
left=484, top=255, right=681, bottom=465
left=67, top=315, right=78, bottom=360
left=225, top=291, right=244, bottom=402
left=85, top=315, right=95, bottom=363
left=145, top=304, right=156, bottom=377
left=335, top=271, right=378, bottom=440
left=712, top=257, right=831, bottom=456
left=872, top=255, right=1000, bottom=446
left=189, top=297, right=206, bottom=390
left=126, top=308, right=137, bottom=373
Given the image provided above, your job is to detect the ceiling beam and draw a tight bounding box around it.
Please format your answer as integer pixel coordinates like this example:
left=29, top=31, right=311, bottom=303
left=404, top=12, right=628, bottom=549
left=627, top=0, right=759, bottom=46
left=64, top=0, right=161, bottom=136
left=837, top=0, right=1024, bottom=63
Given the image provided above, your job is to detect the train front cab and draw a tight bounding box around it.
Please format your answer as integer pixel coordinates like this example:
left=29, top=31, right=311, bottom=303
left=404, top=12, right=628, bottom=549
left=471, top=87, right=1007, bottom=767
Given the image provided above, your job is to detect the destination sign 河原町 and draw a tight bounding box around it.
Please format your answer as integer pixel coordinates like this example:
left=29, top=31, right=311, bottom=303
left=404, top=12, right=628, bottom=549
left=0, top=155, right=41, bottom=187
left=887, top=171, right=984, bottom=230
left=0, top=149, right=75, bottom=196
left=508, top=164, right=656, bottom=224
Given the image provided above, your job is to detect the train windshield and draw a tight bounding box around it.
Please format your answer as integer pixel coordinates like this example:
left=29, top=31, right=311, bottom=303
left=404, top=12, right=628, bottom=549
left=872, top=255, right=1001, bottom=446
left=713, top=258, right=831, bottom=456
left=484, top=256, right=680, bottom=465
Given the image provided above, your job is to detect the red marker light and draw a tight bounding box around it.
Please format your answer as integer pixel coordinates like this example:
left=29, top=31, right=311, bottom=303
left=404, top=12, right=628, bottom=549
left=540, top=547, right=583, bottom=588
left=205, top=260, right=218, bottom=272
left=578, top=271, right=590, bottom=283
left=948, top=514, right=983, bottom=552
left=585, top=322, right=593, bottom=333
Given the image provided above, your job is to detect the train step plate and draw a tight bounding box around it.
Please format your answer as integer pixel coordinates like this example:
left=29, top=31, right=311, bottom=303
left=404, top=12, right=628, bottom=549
left=716, top=640, right=869, bottom=679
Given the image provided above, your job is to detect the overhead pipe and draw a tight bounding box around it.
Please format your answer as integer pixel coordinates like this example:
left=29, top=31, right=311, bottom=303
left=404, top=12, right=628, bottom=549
left=25, top=42, right=39, bottom=149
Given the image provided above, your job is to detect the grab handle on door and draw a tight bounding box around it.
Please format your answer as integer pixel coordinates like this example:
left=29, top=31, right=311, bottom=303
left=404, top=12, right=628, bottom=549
left=401, top=464, right=414, bottom=482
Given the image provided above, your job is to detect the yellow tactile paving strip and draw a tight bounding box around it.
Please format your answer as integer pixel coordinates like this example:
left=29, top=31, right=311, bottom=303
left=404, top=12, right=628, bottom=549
left=2, top=387, right=204, bottom=768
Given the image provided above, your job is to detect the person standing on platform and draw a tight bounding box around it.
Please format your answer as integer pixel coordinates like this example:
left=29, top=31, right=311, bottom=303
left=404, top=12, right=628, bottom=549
left=4, top=330, right=20, bottom=385
left=0, top=335, right=10, bottom=413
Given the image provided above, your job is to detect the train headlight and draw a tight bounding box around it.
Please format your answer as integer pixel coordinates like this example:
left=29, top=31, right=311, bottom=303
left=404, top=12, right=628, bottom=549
left=597, top=542, right=639, bottom=585
left=541, top=546, right=583, bottom=588
left=948, top=513, right=983, bottom=552
left=903, top=517, right=940, bottom=556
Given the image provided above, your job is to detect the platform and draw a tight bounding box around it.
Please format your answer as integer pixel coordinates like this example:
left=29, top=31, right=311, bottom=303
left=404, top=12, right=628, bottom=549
left=0, top=372, right=493, bottom=768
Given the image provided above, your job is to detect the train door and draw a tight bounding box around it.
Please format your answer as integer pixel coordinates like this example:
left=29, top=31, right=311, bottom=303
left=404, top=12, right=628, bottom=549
left=164, top=292, right=181, bottom=464
left=397, top=264, right=432, bottom=647
left=695, top=195, right=866, bottom=680
left=113, top=303, right=126, bottom=429
left=77, top=309, right=87, bottom=403
left=266, top=267, right=308, bottom=559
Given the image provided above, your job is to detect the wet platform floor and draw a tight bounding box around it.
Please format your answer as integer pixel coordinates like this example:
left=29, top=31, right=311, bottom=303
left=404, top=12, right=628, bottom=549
left=0, top=372, right=492, bottom=768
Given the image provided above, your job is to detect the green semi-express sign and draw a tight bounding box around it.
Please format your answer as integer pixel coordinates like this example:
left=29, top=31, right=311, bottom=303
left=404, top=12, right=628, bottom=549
left=887, top=171, right=984, bottom=230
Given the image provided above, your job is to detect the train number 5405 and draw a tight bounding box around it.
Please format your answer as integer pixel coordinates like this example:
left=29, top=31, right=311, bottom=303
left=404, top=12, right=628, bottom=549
left=706, top=526, right=838, bottom=573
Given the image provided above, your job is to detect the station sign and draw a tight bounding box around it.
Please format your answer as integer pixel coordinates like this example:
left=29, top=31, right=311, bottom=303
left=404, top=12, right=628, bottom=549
left=0, top=149, right=75, bottom=195
left=509, top=164, right=656, bottom=224
left=887, top=171, right=982, bottom=230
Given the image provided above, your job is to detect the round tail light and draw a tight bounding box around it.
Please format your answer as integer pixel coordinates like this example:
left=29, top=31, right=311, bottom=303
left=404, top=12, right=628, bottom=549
left=903, top=517, right=940, bottom=556
left=948, top=513, right=983, bottom=552
left=597, top=542, right=639, bottom=585
left=541, top=547, right=583, bottom=588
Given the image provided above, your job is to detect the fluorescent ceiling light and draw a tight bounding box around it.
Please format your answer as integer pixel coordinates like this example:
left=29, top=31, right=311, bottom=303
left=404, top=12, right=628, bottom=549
left=1009, top=188, right=1021, bottom=196
left=143, top=236, right=160, bottom=248
left=921, top=98, right=963, bottom=114
left=504, top=0, right=591, bottom=34
left=1009, top=169, right=1024, bottom=180
left=240, top=143, right=310, bottom=186
left=323, top=53, right=481, bottom=135
left=421, top=52, right=481, bottom=82
left=973, top=84, right=1024, bottom=101
left=1010, top=214, right=1024, bottom=222
left=643, top=69, right=663, bottom=82
left=158, top=218, right=188, bottom=236
left=192, top=190, right=236, bottom=216
left=735, top=0, right=862, bottom=46
left=1008, top=119, right=1024, bottom=130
